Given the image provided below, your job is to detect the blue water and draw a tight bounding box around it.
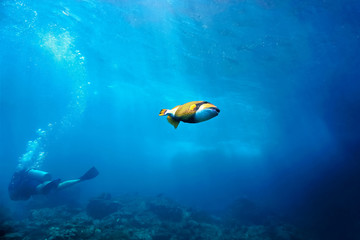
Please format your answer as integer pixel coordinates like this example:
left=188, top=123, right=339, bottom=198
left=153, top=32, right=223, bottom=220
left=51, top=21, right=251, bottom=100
left=1, top=0, right=360, bottom=239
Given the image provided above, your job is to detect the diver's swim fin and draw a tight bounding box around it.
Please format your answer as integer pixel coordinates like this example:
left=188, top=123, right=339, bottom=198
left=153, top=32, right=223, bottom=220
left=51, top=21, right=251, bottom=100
left=80, top=167, right=99, bottom=181
left=42, top=179, right=61, bottom=194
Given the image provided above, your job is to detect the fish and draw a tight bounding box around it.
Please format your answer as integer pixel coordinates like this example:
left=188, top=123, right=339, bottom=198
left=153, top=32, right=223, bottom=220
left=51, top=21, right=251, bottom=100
left=159, top=101, right=220, bottom=129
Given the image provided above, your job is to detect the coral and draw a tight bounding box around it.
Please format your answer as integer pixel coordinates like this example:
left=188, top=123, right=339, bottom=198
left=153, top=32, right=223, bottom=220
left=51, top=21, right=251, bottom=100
left=3, top=194, right=309, bottom=240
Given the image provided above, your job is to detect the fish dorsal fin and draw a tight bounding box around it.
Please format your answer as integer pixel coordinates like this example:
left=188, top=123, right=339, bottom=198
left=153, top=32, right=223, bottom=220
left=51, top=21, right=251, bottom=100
left=189, top=104, right=197, bottom=111
left=167, top=116, right=180, bottom=129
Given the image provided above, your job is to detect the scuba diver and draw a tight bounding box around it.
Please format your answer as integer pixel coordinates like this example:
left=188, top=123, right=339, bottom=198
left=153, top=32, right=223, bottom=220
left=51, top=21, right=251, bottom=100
left=8, top=167, right=99, bottom=201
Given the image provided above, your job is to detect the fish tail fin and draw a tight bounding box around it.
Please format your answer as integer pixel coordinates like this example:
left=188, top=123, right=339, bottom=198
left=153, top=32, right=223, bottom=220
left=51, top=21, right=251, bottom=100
left=159, top=109, right=168, bottom=116
left=167, top=116, right=180, bottom=129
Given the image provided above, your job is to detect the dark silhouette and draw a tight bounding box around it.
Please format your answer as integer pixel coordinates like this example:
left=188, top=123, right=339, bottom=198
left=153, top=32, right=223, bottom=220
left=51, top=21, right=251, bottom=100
left=8, top=167, right=99, bottom=201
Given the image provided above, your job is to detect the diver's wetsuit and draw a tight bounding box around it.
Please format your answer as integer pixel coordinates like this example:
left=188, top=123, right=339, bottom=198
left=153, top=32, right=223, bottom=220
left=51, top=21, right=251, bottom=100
left=8, top=166, right=98, bottom=201
left=8, top=169, right=43, bottom=201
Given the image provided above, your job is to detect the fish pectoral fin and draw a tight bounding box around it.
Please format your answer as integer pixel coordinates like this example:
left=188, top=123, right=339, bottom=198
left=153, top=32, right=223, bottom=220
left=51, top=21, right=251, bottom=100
left=167, top=116, right=180, bottom=129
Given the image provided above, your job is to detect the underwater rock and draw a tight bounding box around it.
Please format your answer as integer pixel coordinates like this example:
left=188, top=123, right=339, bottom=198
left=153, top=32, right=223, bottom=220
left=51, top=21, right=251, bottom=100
left=0, top=205, right=12, bottom=237
left=147, top=197, right=183, bottom=222
left=242, top=225, right=271, bottom=240
left=3, top=194, right=310, bottom=240
left=223, top=197, right=266, bottom=226
left=86, top=193, right=121, bottom=219
left=101, top=229, right=131, bottom=240
left=148, top=203, right=183, bottom=222
left=189, top=209, right=218, bottom=224
left=48, top=226, right=77, bottom=240
left=0, top=224, right=14, bottom=239
left=271, top=224, right=305, bottom=240
left=2, top=232, right=24, bottom=239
